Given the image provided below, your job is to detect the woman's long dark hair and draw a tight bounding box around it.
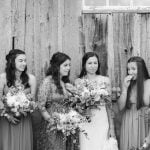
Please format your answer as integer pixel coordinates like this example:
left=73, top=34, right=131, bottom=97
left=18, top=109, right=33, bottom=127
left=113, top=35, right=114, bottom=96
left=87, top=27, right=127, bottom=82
left=79, top=52, right=100, bottom=78
left=126, top=56, right=150, bottom=110
left=5, top=49, right=29, bottom=88
left=46, top=52, right=71, bottom=94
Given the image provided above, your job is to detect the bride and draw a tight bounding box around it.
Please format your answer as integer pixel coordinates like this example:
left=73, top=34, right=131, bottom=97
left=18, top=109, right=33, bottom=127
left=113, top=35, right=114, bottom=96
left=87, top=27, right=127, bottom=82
left=75, top=52, right=116, bottom=150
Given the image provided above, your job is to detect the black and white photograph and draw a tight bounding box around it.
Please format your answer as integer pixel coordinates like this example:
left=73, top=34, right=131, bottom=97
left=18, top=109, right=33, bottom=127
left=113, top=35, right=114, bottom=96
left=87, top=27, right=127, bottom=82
left=0, top=0, right=150, bottom=150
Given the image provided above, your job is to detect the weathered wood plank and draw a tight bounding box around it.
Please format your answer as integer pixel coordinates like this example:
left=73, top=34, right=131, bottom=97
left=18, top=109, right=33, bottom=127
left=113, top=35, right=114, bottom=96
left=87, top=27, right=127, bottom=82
left=63, top=0, right=82, bottom=80
left=0, top=0, right=12, bottom=73
left=11, top=0, right=26, bottom=50
left=93, top=14, right=108, bottom=76
left=140, top=14, right=150, bottom=73
left=82, top=14, right=96, bottom=52
left=57, top=0, right=64, bottom=52
left=146, top=14, right=150, bottom=73
left=24, top=0, right=34, bottom=74
left=132, top=14, right=141, bottom=56
left=38, top=0, right=54, bottom=79
left=140, top=14, right=147, bottom=62
left=107, top=14, right=115, bottom=85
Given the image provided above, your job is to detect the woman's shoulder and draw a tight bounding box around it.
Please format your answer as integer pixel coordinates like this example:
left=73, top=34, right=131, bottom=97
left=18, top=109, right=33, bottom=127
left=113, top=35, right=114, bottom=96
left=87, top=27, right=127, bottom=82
left=144, top=79, right=150, bottom=89
left=40, top=75, right=54, bottom=85
left=28, top=73, right=36, bottom=80
left=28, top=73, right=36, bottom=83
left=0, top=73, right=6, bottom=84
left=96, top=75, right=110, bottom=83
left=0, top=72, right=6, bottom=78
left=145, top=78, right=150, bottom=83
left=27, top=74, right=37, bottom=91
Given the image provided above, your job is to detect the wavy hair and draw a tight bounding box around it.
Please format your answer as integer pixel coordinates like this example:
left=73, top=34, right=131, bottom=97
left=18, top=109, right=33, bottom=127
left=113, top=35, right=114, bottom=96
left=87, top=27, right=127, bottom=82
left=5, top=49, right=29, bottom=88
left=126, top=56, right=150, bottom=110
left=46, top=52, right=71, bottom=94
left=79, top=52, right=100, bottom=78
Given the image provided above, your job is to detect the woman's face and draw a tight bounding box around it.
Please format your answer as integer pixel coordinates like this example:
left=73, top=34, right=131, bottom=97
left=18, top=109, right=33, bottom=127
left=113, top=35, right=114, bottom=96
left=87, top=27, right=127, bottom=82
left=15, top=54, right=27, bottom=72
left=127, top=62, right=137, bottom=80
left=60, top=59, right=71, bottom=77
left=85, top=56, right=98, bottom=75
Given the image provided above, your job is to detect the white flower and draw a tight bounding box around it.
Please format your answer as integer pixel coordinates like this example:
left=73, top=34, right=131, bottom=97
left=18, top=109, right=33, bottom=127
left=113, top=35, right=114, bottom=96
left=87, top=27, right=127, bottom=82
left=90, top=90, right=97, bottom=97
left=81, top=88, right=90, bottom=98
left=97, top=89, right=109, bottom=96
left=59, top=114, right=67, bottom=123
left=68, top=109, right=78, bottom=117
left=11, top=107, right=18, bottom=113
left=6, top=95, right=17, bottom=107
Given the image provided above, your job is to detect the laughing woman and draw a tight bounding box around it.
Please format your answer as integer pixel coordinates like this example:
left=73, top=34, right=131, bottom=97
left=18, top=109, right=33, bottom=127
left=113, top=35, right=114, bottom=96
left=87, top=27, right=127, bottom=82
left=118, top=56, right=150, bottom=150
left=0, top=49, right=36, bottom=150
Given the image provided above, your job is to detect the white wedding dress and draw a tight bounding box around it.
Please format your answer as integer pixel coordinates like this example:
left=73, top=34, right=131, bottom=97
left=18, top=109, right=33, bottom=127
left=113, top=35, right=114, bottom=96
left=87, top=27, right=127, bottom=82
left=78, top=77, right=110, bottom=150
left=80, top=105, right=109, bottom=150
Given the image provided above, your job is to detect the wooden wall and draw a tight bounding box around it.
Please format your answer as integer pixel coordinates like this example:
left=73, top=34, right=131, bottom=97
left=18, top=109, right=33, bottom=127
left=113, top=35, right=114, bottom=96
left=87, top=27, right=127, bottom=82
left=82, top=12, right=150, bottom=89
left=82, top=12, right=150, bottom=141
left=1, top=0, right=150, bottom=148
left=1, top=1, right=150, bottom=90
left=0, top=0, right=82, bottom=85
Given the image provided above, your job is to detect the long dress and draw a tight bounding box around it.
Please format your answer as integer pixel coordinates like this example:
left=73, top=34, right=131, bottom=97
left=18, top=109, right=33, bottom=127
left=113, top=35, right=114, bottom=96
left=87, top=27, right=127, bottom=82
left=75, top=76, right=111, bottom=150
left=120, top=89, right=150, bottom=150
left=0, top=84, right=33, bottom=150
left=37, top=76, right=78, bottom=150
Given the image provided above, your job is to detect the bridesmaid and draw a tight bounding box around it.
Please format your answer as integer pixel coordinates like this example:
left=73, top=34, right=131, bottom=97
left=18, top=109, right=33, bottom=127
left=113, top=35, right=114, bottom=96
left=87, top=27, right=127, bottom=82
left=37, top=52, right=77, bottom=150
left=118, top=56, right=150, bottom=150
left=0, top=49, right=37, bottom=150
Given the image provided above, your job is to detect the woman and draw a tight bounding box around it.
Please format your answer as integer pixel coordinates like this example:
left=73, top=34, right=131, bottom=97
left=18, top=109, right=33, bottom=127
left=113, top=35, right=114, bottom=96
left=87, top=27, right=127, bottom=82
left=118, top=56, right=150, bottom=150
left=37, top=52, right=76, bottom=150
left=75, top=52, right=116, bottom=150
left=0, top=49, right=36, bottom=150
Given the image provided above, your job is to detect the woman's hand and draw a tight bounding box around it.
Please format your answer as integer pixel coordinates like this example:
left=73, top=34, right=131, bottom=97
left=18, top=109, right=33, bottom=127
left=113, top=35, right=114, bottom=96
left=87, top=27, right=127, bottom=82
left=142, top=136, right=150, bottom=149
left=108, top=127, right=116, bottom=138
left=6, top=114, right=20, bottom=124
left=65, top=83, right=77, bottom=95
left=123, top=75, right=133, bottom=90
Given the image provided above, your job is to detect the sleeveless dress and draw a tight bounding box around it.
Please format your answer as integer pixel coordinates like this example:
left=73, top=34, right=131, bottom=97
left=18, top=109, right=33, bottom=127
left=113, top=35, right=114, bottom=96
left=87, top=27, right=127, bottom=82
left=37, top=76, right=77, bottom=150
left=75, top=76, right=110, bottom=150
left=120, top=88, right=150, bottom=150
left=0, top=84, right=33, bottom=150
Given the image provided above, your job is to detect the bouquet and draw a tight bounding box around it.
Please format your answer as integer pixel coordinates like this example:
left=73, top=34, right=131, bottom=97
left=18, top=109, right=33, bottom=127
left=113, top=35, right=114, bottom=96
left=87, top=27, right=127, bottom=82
left=65, top=79, right=111, bottom=115
left=48, top=109, right=88, bottom=142
left=1, top=85, right=37, bottom=119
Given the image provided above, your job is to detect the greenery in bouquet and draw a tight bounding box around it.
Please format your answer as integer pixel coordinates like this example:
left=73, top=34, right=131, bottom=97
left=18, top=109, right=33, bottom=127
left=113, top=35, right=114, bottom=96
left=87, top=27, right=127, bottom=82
left=47, top=109, right=88, bottom=143
left=1, top=85, right=37, bottom=119
left=64, top=80, right=111, bottom=121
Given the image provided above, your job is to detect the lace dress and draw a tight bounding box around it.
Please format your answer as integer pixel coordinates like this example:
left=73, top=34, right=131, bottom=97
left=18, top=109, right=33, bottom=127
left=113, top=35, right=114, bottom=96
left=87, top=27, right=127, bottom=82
left=75, top=76, right=111, bottom=150
left=37, top=76, right=78, bottom=150
left=0, top=84, right=33, bottom=150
